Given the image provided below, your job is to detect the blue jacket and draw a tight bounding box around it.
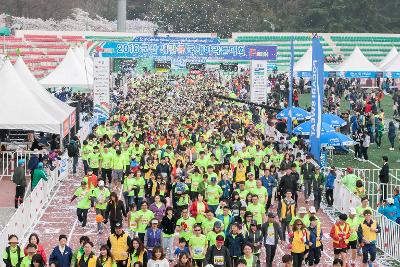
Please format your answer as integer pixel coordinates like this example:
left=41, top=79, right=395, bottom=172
left=394, top=194, right=400, bottom=211
left=307, top=226, right=323, bottom=248
left=49, top=245, right=73, bottom=267
left=224, top=232, right=244, bottom=257
left=325, top=173, right=336, bottom=189
left=218, top=179, right=232, bottom=199
left=261, top=175, right=277, bottom=196
left=217, top=214, right=234, bottom=235
left=378, top=204, right=398, bottom=221
left=146, top=228, right=162, bottom=249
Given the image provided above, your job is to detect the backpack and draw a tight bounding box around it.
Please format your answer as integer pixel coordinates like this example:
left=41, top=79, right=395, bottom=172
left=67, top=141, right=77, bottom=157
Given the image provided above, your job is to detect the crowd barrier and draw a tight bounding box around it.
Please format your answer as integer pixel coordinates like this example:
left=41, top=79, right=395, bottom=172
left=0, top=150, right=49, bottom=180
left=0, top=154, right=69, bottom=255
left=333, top=173, right=400, bottom=262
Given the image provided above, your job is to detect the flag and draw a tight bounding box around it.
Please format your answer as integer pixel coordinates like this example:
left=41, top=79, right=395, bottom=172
left=287, top=38, right=294, bottom=135
left=310, top=36, right=324, bottom=164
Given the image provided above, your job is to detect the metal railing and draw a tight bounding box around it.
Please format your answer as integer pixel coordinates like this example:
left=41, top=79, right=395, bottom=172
left=0, top=150, right=49, bottom=180
left=0, top=154, right=69, bottom=256
left=333, top=177, right=400, bottom=262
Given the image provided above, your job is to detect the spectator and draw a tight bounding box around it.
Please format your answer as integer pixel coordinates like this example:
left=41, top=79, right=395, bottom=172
left=12, top=159, right=26, bottom=208
left=388, top=121, right=396, bottom=150
left=325, top=167, right=336, bottom=207
left=378, top=198, right=398, bottom=222
left=379, top=156, right=389, bottom=201
left=48, top=235, right=73, bottom=267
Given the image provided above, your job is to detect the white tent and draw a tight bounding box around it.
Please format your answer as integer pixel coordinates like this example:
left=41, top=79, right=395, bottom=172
left=0, top=60, right=62, bottom=134
left=336, top=47, right=381, bottom=72
left=378, top=47, right=398, bottom=69
left=14, top=57, right=75, bottom=122
left=293, top=47, right=334, bottom=74
left=383, top=53, right=400, bottom=72
left=73, top=46, right=93, bottom=82
left=40, top=47, right=93, bottom=88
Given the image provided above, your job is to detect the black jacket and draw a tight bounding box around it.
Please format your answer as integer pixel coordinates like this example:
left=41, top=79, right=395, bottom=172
left=205, top=245, right=231, bottom=267
left=246, top=165, right=259, bottom=178
left=105, top=200, right=126, bottom=222
left=379, top=163, right=389, bottom=183
left=301, top=163, right=315, bottom=180
left=279, top=173, right=299, bottom=195
left=224, top=232, right=244, bottom=257
left=261, top=221, right=283, bottom=245
left=160, top=215, right=177, bottom=235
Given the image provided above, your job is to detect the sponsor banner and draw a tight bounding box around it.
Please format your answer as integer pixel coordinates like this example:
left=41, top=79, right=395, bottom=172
left=250, top=60, right=268, bottom=104
left=91, top=42, right=277, bottom=61
left=93, top=57, right=110, bottom=121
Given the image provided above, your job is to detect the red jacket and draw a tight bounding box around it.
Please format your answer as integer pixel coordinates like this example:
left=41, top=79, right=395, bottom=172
left=189, top=200, right=209, bottom=218
left=24, top=243, right=47, bottom=263
left=330, top=222, right=351, bottom=249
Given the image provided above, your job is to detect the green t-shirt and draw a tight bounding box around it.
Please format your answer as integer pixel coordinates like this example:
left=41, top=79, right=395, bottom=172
left=346, top=217, right=360, bottom=242
left=236, top=189, right=249, bottom=200
left=244, top=179, right=257, bottom=192
left=20, top=255, right=32, bottom=267
left=112, top=154, right=125, bottom=170
left=129, top=212, right=138, bottom=232
left=176, top=217, right=196, bottom=241
left=93, top=187, right=110, bottom=210
left=195, top=202, right=206, bottom=223
left=243, top=255, right=254, bottom=267
left=101, top=151, right=114, bottom=169
left=303, top=214, right=321, bottom=228
left=88, top=152, right=101, bottom=168
left=222, top=215, right=231, bottom=231
left=253, top=186, right=268, bottom=205
left=190, top=174, right=203, bottom=192
left=133, top=177, right=146, bottom=197
left=195, top=157, right=210, bottom=170
left=124, top=177, right=136, bottom=197
left=206, top=231, right=225, bottom=247
left=246, top=203, right=265, bottom=225
left=202, top=218, right=223, bottom=235
left=189, top=234, right=208, bottom=259
left=2, top=247, right=24, bottom=267
left=206, top=184, right=223, bottom=205
left=136, top=209, right=154, bottom=233
left=81, top=145, right=92, bottom=161
left=74, top=187, right=92, bottom=209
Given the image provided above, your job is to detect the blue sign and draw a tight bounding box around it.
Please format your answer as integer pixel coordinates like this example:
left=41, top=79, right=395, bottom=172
left=295, top=71, right=336, bottom=78
left=93, top=42, right=277, bottom=61
left=310, top=37, right=324, bottom=164
left=385, top=72, right=400, bottom=78
left=132, top=36, right=220, bottom=44
left=320, top=151, right=328, bottom=168
left=337, top=71, right=380, bottom=78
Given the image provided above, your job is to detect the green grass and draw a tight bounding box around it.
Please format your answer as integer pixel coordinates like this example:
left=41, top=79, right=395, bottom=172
left=298, top=93, right=400, bottom=172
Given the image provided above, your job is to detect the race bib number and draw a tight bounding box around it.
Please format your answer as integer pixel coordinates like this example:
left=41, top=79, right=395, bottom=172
left=214, top=256, right=225, bottom=265
left=194, top=247, right=203, bottom=255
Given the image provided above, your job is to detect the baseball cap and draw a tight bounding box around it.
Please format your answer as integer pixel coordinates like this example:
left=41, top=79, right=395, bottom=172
left=81, top=181, right=87, bottom=185
left=339, top=213, right=348, bottom=221
left=18, top=159, right=25, bottom=166
left=115, top=222, right=123, bottom=228
left=349, top=208, right=357, bottom=215
left=98, top=180, right=105, bottom=187
left=347, top=167, right=353, bottom=173
left=309, top=206, right=316, bottom=213
left=250, top=220, right=257, bottom=226
left=216, top=235, right=224, bottom=242
left=298, top=207, right=307, bottom=214
left=151, top=219, right=159, bottom=224
left=210, top=177, right=217, bottom=183
left=267, top=212, right=276, bottom=218
left=214, top=221, right=222, bottom=228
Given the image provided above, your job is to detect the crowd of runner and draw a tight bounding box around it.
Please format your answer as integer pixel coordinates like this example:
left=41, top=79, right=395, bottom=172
left=4, top=72, right=386, bottom=267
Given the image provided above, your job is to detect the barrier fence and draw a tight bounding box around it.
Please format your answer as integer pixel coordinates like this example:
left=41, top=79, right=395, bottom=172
left=0, top=154, right=69, bottom=256
left=333, top=172, right=400, bottom=263
left=0, top=150, right=49, bottom=180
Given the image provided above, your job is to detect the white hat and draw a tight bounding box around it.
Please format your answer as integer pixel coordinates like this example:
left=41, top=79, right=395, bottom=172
left=298, top=207, right=307, bottom=214
left=387, top=198, right=394, bottom=204
left=98, top=180, right=105, bottom=187
left=309, top=206, right=316, bottom=213
left=349, top=208, right=357, bottom=215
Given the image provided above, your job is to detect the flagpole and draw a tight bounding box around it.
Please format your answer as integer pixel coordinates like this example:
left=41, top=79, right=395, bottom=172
left=287, top=38, right=294, bottom=136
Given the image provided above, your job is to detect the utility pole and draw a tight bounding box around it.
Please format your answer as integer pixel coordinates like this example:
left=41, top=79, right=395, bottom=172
left=117, top=0, right=127, bottom=32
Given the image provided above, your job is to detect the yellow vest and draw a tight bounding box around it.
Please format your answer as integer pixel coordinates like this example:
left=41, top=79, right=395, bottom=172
left=235, top=166, right=246, bottom=182
left=306, top=225, right=322, bottom=249
left=109, top=233, right=129, bottom=261
left=280, top=199, right=295, bottom=220
left=291, top=230, right=307, bottom=253
left=77, top=254, right=97, bottom=267
left=361, top=220, right=378, bottom=243
left=332, top=223, right=350, bottom=245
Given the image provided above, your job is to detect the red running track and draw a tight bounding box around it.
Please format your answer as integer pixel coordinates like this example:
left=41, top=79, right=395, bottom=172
left=31, top=170, right=384, bottom=266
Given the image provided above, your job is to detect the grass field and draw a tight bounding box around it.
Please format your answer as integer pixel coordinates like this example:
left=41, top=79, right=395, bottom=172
left=298, top=93, right=400, bottom=173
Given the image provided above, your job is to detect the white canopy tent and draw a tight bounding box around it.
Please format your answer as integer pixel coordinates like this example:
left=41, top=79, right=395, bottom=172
left=378, top=47, right=398, bottom=69
left=293, top=47, right=334, bottom=74
left=383, top=53, right=400, bottom=73
left=73, top=46, right=93, bottom=82
left=336, top=47, right=381, bottom=73
left=0, top=60, right=62, bottom=134
left=40, top=47, right=93, bottom=89
left=14, top=57, right=75, bottom=122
